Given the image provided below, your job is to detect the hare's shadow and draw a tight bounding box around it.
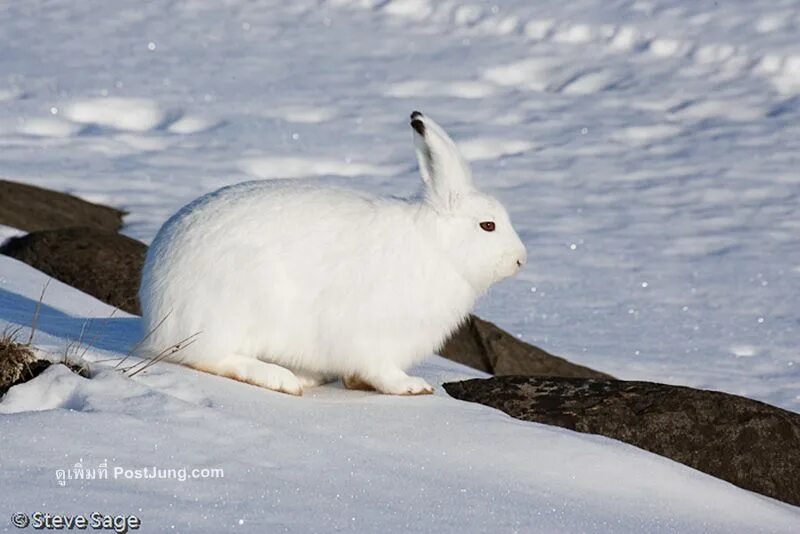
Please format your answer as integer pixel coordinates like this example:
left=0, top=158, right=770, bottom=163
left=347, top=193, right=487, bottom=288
left=0, top=288, right=140, bottom=354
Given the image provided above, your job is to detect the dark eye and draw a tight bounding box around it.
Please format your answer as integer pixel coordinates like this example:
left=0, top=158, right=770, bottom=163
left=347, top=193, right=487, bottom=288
left=479, top=221, right=496, bottom=232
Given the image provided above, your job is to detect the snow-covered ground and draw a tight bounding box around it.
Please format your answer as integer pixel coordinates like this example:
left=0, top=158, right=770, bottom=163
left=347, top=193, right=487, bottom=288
left=1, top=255, right=798, bottom=532
left=1, top=0, right=799, bottom=531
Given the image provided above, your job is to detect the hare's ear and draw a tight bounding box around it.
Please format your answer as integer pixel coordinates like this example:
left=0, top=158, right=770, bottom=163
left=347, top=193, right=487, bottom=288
left=410, top=111, right=474, bottom=209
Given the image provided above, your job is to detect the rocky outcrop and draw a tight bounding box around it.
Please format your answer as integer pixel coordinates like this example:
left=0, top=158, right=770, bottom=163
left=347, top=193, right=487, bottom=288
left=440, top=315, right=612, bottom=379
left=443, top=376, right=800, bottom=507
left=0, top=179, right=124, bottom=233
left=0, top=227, right=146, bottom=315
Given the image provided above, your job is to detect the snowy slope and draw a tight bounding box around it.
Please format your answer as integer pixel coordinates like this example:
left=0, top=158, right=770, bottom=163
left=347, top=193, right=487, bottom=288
left=1, top=255, right=799, bottom=532
left=1, top=0, right=800, bottom=530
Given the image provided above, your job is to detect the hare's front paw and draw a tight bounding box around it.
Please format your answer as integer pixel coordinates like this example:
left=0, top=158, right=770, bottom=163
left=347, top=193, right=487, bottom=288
left=388, top=375, right=434, bottom=395
left=394, top=376, right=434, bottom=396
left=369, top=370, right=434, bottom=396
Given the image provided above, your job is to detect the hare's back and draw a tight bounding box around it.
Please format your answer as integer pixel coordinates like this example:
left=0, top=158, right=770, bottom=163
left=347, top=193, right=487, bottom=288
left=158, top=180, right=379, bottom=247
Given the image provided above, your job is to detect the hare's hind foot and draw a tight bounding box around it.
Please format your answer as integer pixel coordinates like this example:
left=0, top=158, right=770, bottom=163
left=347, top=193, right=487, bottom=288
left=345, top=369, right=433, bottom=396
left=295, top=370, right=337, bottom=389
left=187, top=355, right=303, bottom=396
left=343, top=375, right=376, bottom=391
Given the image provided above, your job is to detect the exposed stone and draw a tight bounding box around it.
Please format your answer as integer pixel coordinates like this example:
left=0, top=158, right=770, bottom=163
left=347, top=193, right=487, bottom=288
left=443, top=376, right=800, bottom=507
left=0, top=179, right=125, bottom=233
left=440, top=315, right=612, bottom=379
left=0, top=227, right=146, bottom=315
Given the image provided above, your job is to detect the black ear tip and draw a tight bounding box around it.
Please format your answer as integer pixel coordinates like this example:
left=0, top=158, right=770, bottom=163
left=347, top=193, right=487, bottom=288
left=410, top=111, right=425, bottom=135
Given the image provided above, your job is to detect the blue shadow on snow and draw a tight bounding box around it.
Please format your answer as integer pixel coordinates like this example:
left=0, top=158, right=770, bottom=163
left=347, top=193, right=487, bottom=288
left=0, top=288, right=140, bottom=354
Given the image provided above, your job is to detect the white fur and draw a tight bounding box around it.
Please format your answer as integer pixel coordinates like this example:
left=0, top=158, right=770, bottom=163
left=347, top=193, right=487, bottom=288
left=138, top=112, right=527, bottom=395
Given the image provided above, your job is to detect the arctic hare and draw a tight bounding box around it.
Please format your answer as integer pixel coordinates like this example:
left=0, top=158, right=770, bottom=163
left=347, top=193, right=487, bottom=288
left=139, top=112, right=527, bottom=396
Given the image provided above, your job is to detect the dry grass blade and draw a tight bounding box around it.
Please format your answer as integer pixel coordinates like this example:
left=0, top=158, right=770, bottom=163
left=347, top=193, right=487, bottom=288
left=2, top=325, right=23, bottom=343
left=123, top=331, right=201, bottom=378
left=114, top=310, right=172, bottom=371
left=63, top=319, right=90, bottom=363
left=1, top=327, right=38, bottom=396
left=77, top=307, right=118, bottom=361
left=27, top=279, right=51, bottom=345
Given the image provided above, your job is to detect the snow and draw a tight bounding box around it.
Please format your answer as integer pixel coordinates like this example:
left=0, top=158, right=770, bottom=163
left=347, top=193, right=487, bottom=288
left=63, top=98, right=169, bottom=133
left=1, top=256, right=799, bottom=532
left=1, top=0, right=799, bottom=530
left=0, top=225, right=26, bottom=244
left=238, top=157, right=402, bottom=180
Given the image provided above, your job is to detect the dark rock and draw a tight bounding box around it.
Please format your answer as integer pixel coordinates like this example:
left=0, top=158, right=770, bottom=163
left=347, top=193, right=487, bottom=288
left=439, top=315, right=612, bottom=379
left=443, top=376, right=800, bottom=507
left=0, top=179, right=124, bottom=233
left=0, top=227, right=146, bottom=315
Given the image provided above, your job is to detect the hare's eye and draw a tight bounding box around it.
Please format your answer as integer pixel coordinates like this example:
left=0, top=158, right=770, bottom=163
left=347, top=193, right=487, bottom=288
left=479, top=221, right=496, bottom=232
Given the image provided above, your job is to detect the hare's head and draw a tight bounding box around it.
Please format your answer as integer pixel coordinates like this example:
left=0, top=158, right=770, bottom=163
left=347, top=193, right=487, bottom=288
left=410, top=111, right=527, bottom=292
